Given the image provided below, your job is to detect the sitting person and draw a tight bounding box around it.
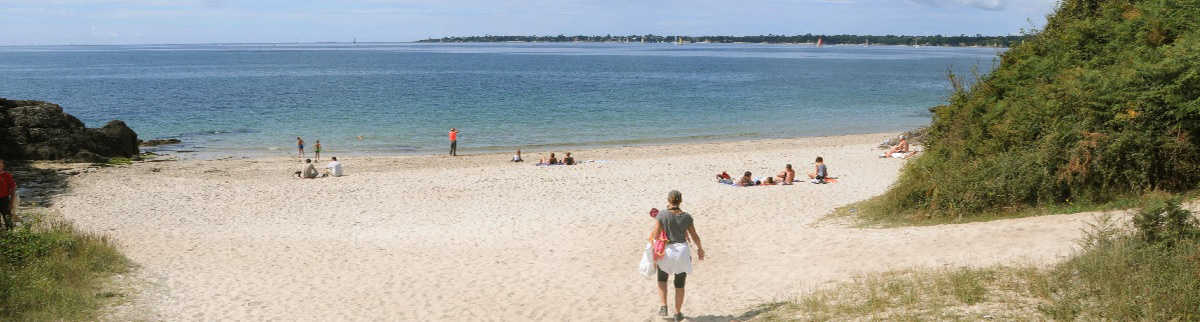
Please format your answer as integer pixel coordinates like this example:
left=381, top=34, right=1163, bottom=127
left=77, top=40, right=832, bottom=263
left=737, top=171, right=754, bottom=187
left=300, top=159, right=319, bottom=179
left=775, top=164, right=795, bottom=185
left=884, top=135, right=910, bottom=157
left=324, top=157, right=343, bottom=177
left=512, top=150, right=524, bottom=162
left=548, top=153, right=558, bottom=165
left=562, top=152, right=575, bottom=165
left=807, top=157, right=828, bottom=183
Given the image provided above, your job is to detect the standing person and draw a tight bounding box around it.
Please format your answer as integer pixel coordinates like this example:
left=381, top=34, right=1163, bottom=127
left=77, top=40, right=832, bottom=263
left=808, top=157, right=828, bottom=182
left=313, top=140, right=323, bottom=161
left=296, top=137, right=306, bottom=159
left=649, top=190, right=705, bottom=321
left=0, top=159, right=16, bottom=230
left=448, top=128, right=460, bottom=156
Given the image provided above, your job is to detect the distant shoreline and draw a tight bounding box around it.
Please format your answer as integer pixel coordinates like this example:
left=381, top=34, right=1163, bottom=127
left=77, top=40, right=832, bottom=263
left=417, top=34, right=1026, bottom=47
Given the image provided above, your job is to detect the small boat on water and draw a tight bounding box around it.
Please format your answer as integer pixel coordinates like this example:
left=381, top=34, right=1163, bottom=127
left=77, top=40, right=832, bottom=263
left=817, top=37, right=824, bottom=47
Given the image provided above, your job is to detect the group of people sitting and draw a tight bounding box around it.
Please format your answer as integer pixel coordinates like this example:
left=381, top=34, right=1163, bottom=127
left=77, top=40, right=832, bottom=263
left=718, top=157, right=829, bottom=186
left=512, top=150, right=578, bottom=165
left=296, top=157, right=343, bottom=179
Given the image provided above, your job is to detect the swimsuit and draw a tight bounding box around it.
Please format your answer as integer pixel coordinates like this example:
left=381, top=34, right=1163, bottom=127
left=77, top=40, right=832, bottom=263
left=314, top=146, right=321, bottom=153
left=298, top=144, right=304, bottom=149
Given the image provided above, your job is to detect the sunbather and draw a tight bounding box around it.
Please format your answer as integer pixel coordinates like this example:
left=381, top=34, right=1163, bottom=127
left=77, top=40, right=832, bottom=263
left=737, top=171, right=754, bottom=187
left=807, top=157, right=828, bottom=182
left=775, top=164, right=795, bottom=185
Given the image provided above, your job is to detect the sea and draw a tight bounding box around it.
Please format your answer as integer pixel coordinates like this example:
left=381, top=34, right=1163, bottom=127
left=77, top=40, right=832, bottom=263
left=0, top=42, right=1001, bottom=158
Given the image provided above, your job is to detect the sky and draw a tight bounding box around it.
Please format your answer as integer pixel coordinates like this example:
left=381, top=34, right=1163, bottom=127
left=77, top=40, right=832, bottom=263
left=0, top=0, right=1059, bottom=46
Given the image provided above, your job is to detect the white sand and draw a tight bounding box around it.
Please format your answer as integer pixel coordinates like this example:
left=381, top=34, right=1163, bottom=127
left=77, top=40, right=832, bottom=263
left=52, top=133, right=1102, bottom=320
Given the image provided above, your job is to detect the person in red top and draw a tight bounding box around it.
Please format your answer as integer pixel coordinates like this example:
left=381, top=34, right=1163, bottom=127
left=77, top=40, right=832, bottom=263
left=449, top=128, right=460, bottom=156
left=0, top=159, right=16, bottom=230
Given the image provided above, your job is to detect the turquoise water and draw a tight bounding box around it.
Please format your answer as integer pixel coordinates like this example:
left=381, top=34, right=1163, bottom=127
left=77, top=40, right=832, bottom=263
left=0, top=43, right=1000, bottom=157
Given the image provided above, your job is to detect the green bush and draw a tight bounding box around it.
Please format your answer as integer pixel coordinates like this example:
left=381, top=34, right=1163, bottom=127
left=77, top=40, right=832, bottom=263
left=0, top=219, right=130, bottom=320
left=877, top=0, right=1200, bottom=219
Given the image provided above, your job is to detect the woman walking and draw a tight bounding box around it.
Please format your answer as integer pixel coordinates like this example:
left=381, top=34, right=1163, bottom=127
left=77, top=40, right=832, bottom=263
left=650, top=190, right=705, bottom=321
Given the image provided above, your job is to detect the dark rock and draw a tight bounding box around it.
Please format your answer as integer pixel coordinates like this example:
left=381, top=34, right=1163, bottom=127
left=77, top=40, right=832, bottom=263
left=0, top=98, right=139, bottom=162
left=138, top=138, right=182, bottom=146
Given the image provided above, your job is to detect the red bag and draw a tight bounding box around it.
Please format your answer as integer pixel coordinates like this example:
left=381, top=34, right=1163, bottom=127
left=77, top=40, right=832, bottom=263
left=650, top=208, right=668, bottom=261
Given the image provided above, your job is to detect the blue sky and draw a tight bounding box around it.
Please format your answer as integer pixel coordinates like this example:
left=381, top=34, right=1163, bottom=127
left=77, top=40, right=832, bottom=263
left=0, top=0, right=1058, bottom=45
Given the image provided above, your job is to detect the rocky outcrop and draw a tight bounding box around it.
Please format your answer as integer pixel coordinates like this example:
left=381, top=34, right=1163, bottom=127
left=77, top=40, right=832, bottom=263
left=139, top=138, right=181, bottom=146
left=0, top=98, right=139, bottom=162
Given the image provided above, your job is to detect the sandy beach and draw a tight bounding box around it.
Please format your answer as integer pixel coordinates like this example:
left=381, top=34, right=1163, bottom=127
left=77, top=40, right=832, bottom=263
left=50, top=133, right=1101, bottom=321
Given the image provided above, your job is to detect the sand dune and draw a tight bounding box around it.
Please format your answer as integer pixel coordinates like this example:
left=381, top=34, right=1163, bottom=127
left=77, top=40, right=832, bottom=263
left=53, top=133, right=1099, bottom=320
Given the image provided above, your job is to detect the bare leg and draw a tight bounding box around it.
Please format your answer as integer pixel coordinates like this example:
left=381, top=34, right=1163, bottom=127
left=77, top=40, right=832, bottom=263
left=658, top=281, right=669, bottom=307
left=674, top=287, right=685, bottom=315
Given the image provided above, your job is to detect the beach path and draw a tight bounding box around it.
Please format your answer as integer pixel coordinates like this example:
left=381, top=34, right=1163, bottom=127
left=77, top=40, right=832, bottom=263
left=54, top=134, right=1100, bottom=320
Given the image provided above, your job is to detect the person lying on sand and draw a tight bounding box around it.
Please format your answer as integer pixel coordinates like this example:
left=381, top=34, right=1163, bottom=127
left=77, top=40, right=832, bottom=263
left=716, top=172, right=733, bottom=184
left=738, top=171, right=754, bottom=187
left=760, top=176, right=778, bottom=186
left=775, top=164, right=795, bottom=185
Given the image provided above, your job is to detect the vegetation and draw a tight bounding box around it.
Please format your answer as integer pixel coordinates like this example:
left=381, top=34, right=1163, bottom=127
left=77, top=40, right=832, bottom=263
left=866, top=0, right=1200, bottom=221
left=0, top=216, right=131, bottom=320
left=418, top=34, right=1027, bottom=47
left=758, top=198, right=1200, bottom=320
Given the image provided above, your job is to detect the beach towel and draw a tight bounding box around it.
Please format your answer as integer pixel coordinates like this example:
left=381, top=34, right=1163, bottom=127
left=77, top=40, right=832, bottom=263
left=656, top=243, right=693, bottom=275
left=637, top=242, right=656, bottom=278
left=534, top=163, right=568, bottom=167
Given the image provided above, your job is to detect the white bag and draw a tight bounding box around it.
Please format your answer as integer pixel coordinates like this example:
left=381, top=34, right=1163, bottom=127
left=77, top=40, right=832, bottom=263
left=637, top=242, right=656, bottom=278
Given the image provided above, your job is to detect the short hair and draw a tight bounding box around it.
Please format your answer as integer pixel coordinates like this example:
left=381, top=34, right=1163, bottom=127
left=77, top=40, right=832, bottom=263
left=744, top=171, right=752, bottom=177
left=550, top=153, right=555, bottom=157
left=331, top=157, right=337, bottom=161
left=815, top=156, right=823, bottom=163
left=785, top=164, right=792, bottom=170
left=305, top=159, right=312, bottom=163
left=566, top=152, right=571, bottom=156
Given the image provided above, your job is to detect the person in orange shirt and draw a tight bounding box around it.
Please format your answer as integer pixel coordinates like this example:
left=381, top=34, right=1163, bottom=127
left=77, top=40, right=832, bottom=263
left=449, top=128, right=460, bottom=156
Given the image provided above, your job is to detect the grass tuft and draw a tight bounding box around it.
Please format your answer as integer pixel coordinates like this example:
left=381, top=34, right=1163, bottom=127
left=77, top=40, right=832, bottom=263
left=0, top=215, right=131, bottom=321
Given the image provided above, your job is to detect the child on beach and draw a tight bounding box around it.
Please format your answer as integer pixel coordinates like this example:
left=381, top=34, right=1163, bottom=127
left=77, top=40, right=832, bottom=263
left=314, top=140, right=322, bottom=161
left=296, top=137, right=305, bottom=158
left=808, top=157, right=828, bottom=183
left=648, top=190, right=705, bottom=321
left=513, top=150, right=524, bottom=162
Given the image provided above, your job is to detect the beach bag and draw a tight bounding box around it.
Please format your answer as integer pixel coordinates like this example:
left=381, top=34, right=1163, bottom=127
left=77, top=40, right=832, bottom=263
left=653, top=230, right=669, bottom=261
left=637, top=242, right=656, bottom=277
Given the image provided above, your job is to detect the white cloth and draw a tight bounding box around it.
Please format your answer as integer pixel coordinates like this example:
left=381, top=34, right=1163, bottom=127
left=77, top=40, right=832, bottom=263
left=637, top=242, right=656, bottom=278
left=655, top=243, right=693, bottom=275
left=326, top=161, right=343, bottom=177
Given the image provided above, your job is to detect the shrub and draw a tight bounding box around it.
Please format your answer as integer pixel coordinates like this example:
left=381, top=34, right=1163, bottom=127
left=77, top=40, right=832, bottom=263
left=876, top=0, right=1200, bottom=220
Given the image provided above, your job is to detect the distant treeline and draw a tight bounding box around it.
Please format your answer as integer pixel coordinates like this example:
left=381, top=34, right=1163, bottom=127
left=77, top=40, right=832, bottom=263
left=417, top=34, right=1029, bottom=47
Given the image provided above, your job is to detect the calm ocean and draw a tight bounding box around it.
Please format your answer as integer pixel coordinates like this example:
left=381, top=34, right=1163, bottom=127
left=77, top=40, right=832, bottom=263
left=0, top=42, right=1000, bottom=158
